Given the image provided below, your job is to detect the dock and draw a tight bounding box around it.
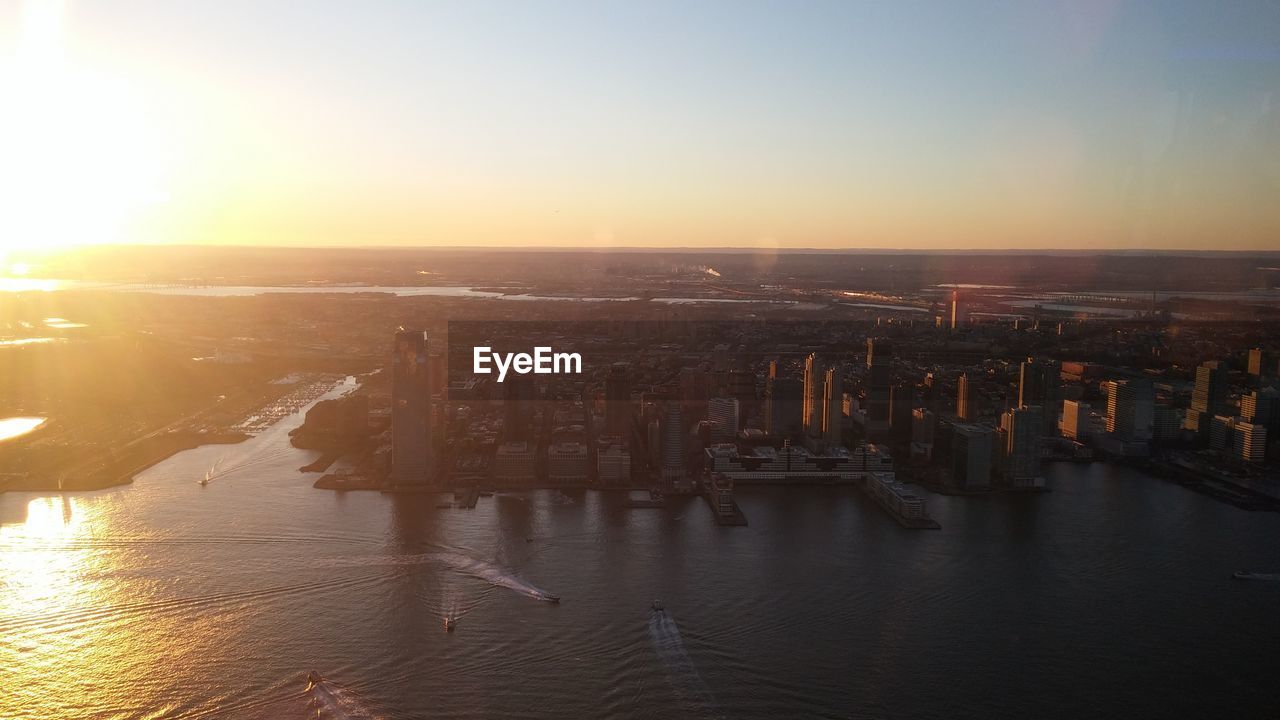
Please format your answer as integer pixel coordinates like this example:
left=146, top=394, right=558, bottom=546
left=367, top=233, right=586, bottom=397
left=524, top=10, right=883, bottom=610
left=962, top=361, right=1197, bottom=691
left=624, top=488, right=667, bottom=508
left=861, top=473, right=941, bottom=529
left=455, top=486, right=481, bottom=508
left=702, top=493, right=748, bottom=526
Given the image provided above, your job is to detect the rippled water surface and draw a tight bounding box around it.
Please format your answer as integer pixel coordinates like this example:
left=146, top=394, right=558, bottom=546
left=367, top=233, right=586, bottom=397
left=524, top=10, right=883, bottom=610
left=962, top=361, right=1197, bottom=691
left=2, top=389, right=1278, bottom=719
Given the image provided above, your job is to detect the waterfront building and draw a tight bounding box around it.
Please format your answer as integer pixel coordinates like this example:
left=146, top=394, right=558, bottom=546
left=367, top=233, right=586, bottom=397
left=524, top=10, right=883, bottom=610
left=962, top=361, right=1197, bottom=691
left=765, top=375, right=803, bottom=436
left=709, top=473, right=735, bottom=516
left=503, top=374, right=536, bottom=442
left=802, top=353, right=825, bottom=435
left=1234, top=421, right=1267, bottom=463
left=1106, top=379, right=1154, bottom=442
left=1000, top=406, right=1043, bottom=487
left=493, top=441, right=536, bottom=486
left=1240, top=389, right=1279, bottom=433
left=951, top=423, right=993, bottom=489
left=1186, top=360, right=1228, bottom=433
left=1152, top=404, right=1181, bottom=442
left=708, top=397, right=740, bottom=443
left=703, top=442, right=893, bottom=483
left=605, top=363, right=632, bottom=436
left=661, top=404, right=688, bottom=490
left=821, top=368, right=843, bottom=443
left=391, top=329, right=433, bottom=486
left=864, top=338, right=892, bottom=435
left=1019, top=357, right=1060, bottom=434
left=867, top=471, right=928, bottom=520
left=1209, top=415, right=1233, bottom=451
left=1062, top=400, right=1090, bottom=440
left=548, top=441, right=589, bottom=485
left=597, top=439, right=631, bottom=486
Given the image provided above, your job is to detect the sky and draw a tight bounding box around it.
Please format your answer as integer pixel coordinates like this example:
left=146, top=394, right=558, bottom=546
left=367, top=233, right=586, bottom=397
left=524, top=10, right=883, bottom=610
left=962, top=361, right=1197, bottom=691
left=0, top=0, right=1278, bottom=252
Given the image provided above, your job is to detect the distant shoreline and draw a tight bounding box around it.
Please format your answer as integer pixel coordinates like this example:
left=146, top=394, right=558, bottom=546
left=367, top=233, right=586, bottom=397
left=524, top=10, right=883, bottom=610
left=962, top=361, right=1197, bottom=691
left=14, top=243, right=1280, bottom=257
left=0, top=431, right=249, bottom=496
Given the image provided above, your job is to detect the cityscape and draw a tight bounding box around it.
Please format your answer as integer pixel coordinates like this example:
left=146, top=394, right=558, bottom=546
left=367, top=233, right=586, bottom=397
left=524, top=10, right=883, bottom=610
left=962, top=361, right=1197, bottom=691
left=3, top=248, right=1278, bottom=718
left=3, top=0, right=1280, bottom=718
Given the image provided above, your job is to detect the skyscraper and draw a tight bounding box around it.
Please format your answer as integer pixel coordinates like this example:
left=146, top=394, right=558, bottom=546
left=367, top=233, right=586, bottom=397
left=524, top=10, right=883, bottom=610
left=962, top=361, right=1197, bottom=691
left=1001, top=406, right=1043, bottom=487
left=1152, top=404, right=1181, bottom=442
left=596, top=441, right=632, bottom=486
left=1106, top=379, right=1154, bottom=441
left=1247, top=348, right=1274, bottom=379
left=390, top=329, right=432, bottom=486
left=821, top=367, right=843, bottom=443
left=503, top=374, right=535, bottom=442
left=949, top=290, right=967, bottom=330
left=708, top=397, right=740, bottom=443
left=802, top=353, right=825, bottom=435
left=911, top=408, right=936, bottom=446
left=661, top=403, right=687, bottom=490
left=1061, top=400, right=1090, bottom=440
left=957, top=373, right=972, bottom=421
left=1186, top=361, right=1228, bottom=433
left=605, top=362, right=632, bottom=437
left=1019, top=358, right=1060, bottom=434
left=765, top=375, right=803, bottom=436
left=951, top=423, right=993, bottom=488
left=864, top=339, right=892, bottom=435
left=1234, top=421, right=1267, bottom=463
left=1241, top=389, right=1279, bottom=433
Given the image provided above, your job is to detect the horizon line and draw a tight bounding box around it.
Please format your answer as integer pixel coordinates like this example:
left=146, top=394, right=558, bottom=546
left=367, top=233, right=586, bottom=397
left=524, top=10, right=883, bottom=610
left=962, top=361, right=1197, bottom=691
left=29, top=244, right=1280, bottom=257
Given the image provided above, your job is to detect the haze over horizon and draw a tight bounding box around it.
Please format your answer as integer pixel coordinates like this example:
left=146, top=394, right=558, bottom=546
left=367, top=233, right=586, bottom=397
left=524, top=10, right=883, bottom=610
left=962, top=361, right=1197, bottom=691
left=2, top=0, right=1279, bottom=255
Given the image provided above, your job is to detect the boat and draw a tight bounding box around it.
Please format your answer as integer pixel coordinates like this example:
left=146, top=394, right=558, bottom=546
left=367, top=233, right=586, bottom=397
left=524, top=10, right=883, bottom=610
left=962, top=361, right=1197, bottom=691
left=538, top=593, right=560, bottom=603
left=652, top=599, right=664, bottom=612
left=306, top=671, right=323, bottom=688
left=443, top=617, right=457, bottom=631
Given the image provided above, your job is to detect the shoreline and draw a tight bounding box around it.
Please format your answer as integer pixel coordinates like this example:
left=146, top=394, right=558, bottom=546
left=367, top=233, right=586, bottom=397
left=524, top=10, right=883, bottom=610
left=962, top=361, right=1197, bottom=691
left=0, top=431, right=249, bottom=495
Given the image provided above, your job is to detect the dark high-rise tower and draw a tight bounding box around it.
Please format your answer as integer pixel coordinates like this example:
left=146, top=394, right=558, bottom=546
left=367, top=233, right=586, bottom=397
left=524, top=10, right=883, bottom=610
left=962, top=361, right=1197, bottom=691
left=957, top=373, right=972, bottom=421
left=660, top=403, right=686, bottom=490
left=605, top=362, right=632, bottom=437
left=1018, top=358, right=1056, bottom=408
left=391, top=328, right=432, bottom=486
left=1019, top=358, right=1060, bottom=434
left=766, top=375, right=803, bottom=436
left=503, top=374, right=536, bottom=442
left=821, top=366, right=843, bottom=442
left=865, top=339, right=892, bottom=435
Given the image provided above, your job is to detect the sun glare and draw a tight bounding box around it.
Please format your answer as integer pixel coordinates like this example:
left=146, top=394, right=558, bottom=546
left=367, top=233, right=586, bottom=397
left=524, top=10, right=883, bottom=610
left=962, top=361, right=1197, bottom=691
left=0, top=0, right=170, bottom=255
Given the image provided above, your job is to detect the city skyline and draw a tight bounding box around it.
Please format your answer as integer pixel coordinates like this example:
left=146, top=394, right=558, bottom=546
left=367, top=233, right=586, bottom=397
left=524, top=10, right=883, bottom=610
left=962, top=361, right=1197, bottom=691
left=3, top=0, right=1280, bottom=255
left=3, top=3, right=1279, bottom=716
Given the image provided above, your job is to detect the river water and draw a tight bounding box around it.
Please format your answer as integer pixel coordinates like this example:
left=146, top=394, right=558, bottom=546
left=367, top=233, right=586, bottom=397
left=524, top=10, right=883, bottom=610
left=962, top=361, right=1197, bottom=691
left=1, top=383, right=1277, bottom=719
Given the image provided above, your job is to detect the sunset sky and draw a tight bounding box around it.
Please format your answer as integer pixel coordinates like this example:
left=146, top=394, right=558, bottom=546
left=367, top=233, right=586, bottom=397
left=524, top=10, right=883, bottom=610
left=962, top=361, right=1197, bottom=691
left=1, top=0, right=1278, bottom=252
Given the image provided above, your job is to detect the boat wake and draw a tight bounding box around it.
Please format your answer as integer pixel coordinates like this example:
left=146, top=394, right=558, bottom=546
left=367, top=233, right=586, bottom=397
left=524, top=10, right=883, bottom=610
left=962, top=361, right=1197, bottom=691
left=433, top=549, right=560, bottom=602
left=648, top=609, right=721, bottom=717
left=307, top=549, right=560, bottom=602
left=305, top=672, right=382, bottom=719
left=1234, top=571, right=1280, bottom=581
left=201, top=446, right=296, bottom=484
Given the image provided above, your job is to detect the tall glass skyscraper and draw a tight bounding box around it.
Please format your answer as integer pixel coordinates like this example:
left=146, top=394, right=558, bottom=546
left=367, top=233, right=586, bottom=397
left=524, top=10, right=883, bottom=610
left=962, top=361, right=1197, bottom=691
left=391, top=328, right=432, bottom=486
